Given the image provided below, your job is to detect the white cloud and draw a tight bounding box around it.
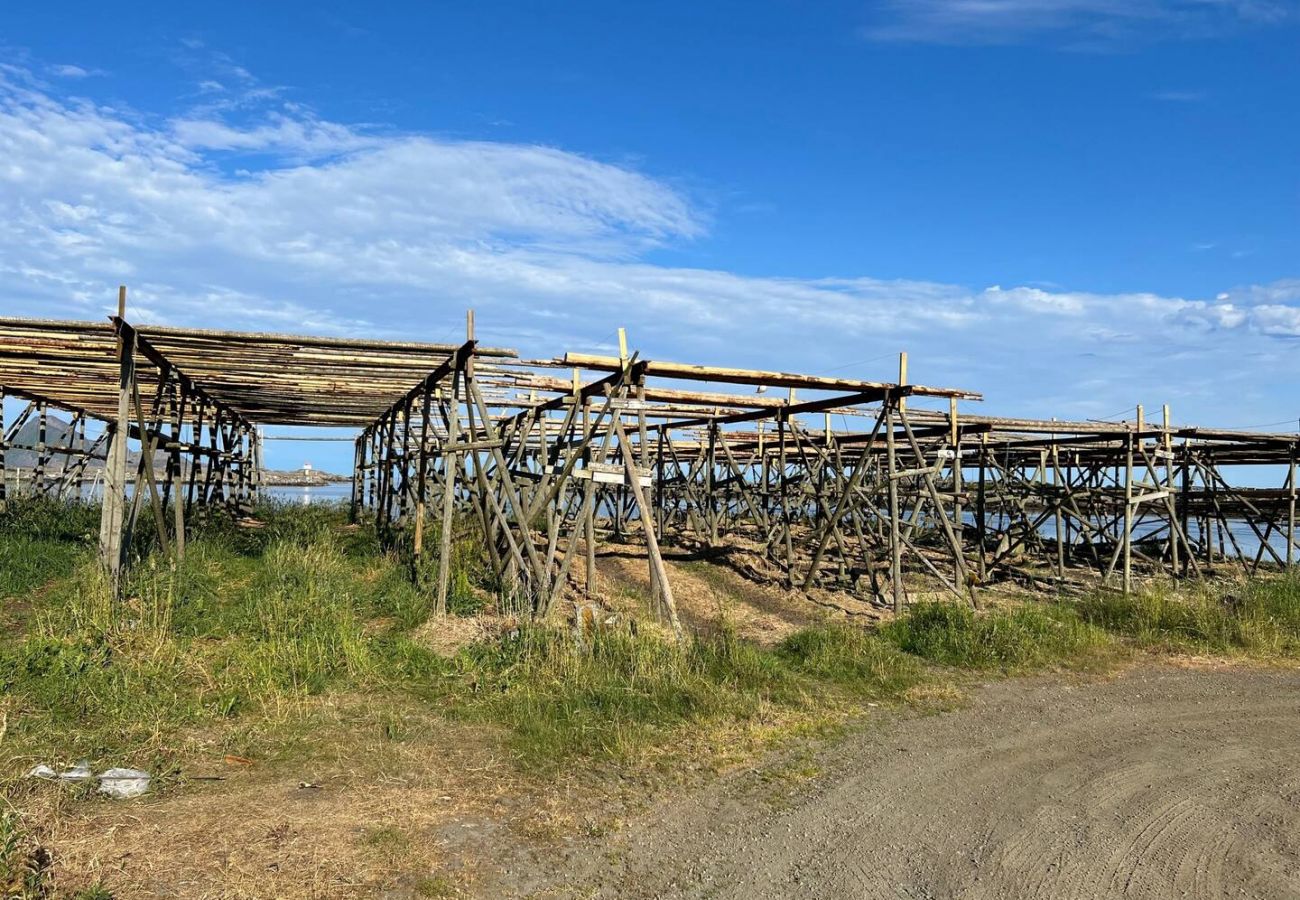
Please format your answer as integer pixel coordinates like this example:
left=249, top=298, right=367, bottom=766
left=864, top=0, right=1295, bottom=45
left=0, top=66, right=1297, bottom=430
left=50, top=64, right=95, bottom=79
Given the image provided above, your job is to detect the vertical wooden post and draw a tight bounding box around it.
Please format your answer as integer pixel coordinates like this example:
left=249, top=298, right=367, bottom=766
left=585, top=400, right=597, bottom=597
left=1288, top=442, right=1297, bottom=571
left=436, top=339, right=469, bottom=617
left=0, top=385, right=6, bottom=510
left=414, top=381, right=433, bottom=559
left=99, top=294, right=134, bottom=588
left=349, top=435, right=363, bottom=524
left=1122, top=406, right=1139, bottom=595
left=34, top=403, right=47, bottom=496
left=1163, top=404, right=1179, bottom=579
left=706, top=420, right=718, bottom=545
left=369, top=424, right=381, bottom=510
left=613, top=418, right=681, bottom=639
left=897, top=352, right=908, bottom=412
left=1203, top=450, right=1215, bottom=570
left=778, top=409, right=794, bottom=578
left=635, top=373, right=659, bottom=604
left=170, top=383, right=186, bottom=561
left=398, top=395, right=413, bottom=524
left=976, top=432, right=987, bottom=583
left=950, top=397, right=967, bottom=584
left=1044, top=418, right=1060, bottom=583
left=1051, top=455, right=1064, bottom=587
left=655, top=424, right=666, bottom=544
left=252, top=426, right=264, bottom=504
left=185, top=401, right=204, bottom=519
left=886, top=400, right=904, bottom=614
left=1179, top=446, right=1193, bottom=577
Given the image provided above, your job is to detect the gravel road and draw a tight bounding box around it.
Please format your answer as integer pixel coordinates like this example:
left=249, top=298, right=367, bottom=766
left=504, top=665, right=1300, bottom=899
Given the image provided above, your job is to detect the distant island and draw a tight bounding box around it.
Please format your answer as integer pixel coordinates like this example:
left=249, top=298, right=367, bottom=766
left=3, top=412, right=348, bottom=489
left=260, top=467, right=350, bottom=488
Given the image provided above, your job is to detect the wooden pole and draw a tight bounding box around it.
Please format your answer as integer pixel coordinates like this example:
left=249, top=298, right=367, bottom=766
left=886, top=400, right=904, bottom=614
left=976, top=432, right=987, bottom=583
left=252, top=427, right=264, bottom=504
left=779, top=409, right=795, bottom=578
left=1052, top=445, right=1064, bottom=583
left=129, top=371, right=171, bottom=557
left=1288, top=442, right=1296, bottom=571
left=706, top=420, right=718, bottom=545
left=897, top=352, right=908, bottom=412
left=34, top=403, right=46, bottom=496
left=414, top=382, right=432, bottom=559
left=436, top=371, right=462, bottom=616
left=1164, top=404, right=1179, bottom=579
left=950, top=397, right=968, bottom=588
left=0, top=385, right=6, bottom=510
left=1122, top=406, right=1139, bottom=595
left=585, top=400, right=597, bottom=597
left=99, top=308, right=134, bottom=588
left=613, top=418, right=682, bottom=639
left=170, top=382, right=187, bottom=561
left=349, top=435, right=362, bottom=524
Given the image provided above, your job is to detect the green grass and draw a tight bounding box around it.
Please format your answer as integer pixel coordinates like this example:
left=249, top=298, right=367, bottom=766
left=0, top=499, right=98, bottom=604
left=879, top=600, right=1109, bottom=672
left=4, top=497, right=1300, bottom=782
left=452, top=625, right=809, bottom=765
left=0, top=497, right=931, bottom=772
left=0, top=499, right=460, bottom=766
left=1075, top=577, right=1300, bottom=656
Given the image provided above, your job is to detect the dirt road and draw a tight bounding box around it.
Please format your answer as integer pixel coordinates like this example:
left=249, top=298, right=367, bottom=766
left=502, top=665, right=1300, bottom=899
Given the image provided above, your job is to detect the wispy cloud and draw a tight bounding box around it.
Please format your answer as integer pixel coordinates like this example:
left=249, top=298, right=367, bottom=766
left=49, top=64, right=100, bottom=79
left=1147, top=89, right=1207, bottom=102
left=864, top=0, right=1296, bottom=46
left=1, top=63, right=1297, bottom=427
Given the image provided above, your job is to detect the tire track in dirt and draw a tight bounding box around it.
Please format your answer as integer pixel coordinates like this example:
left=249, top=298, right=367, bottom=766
left=503, top=665, right=1300, bottom=899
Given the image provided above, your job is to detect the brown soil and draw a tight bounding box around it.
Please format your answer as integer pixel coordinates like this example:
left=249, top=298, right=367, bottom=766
left=17, top=703, right=528, bottom=898
left=490, top=664, right=1300, bottom=899
left=592, top=539, right=884, bottom=645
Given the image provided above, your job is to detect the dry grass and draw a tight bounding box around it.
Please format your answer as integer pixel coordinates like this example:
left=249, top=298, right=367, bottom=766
left=593, top=538, right=880, bottom=646
left=12, top=694, right=527, bottom=898
left=6, top=501, right=1300, bottom=899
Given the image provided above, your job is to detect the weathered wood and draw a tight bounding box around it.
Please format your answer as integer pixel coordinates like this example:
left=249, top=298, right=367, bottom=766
left=98, top=314, right=134, bottom=586
left=886, top=402, right=903, bottom=613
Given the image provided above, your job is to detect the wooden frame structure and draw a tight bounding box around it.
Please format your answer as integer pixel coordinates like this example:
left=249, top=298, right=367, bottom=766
left=357, top=323, right=983, bottom=622
left=3, top=302, right=1297, bottom=617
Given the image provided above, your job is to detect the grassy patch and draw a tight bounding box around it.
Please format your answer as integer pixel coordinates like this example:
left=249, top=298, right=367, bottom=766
left=0, top=499, right=98, bottom=605
left=778, top=624, right=924, bottom=695
left=0, top=500, right=458, bottom=768
left=447, top=620, right=930, bottom=771
left=4, top=498, right=1300, bottom=782
left=879, top=601, right=1109, bottom=672
left=1075, top=577, right=1300, bottom=656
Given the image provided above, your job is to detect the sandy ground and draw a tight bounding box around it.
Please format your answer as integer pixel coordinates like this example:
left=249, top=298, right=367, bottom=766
left=491, top=664, right=1300, bottom=899
left=593, top=540, right=884, bottom=645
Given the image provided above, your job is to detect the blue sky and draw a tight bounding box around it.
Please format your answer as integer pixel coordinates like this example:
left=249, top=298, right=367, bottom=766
left=1, top=1, right=1298, bottom=470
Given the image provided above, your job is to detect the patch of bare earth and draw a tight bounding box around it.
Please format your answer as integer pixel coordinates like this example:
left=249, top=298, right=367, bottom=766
left=491, top=664, right=1300, bottom=899
left=588, top=537, right=884, bottom=644
left=13, top=698, right=540, bottom=899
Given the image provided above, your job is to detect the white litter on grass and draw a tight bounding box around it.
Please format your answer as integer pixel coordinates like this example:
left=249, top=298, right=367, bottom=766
left=97, top=768, right=151, bottom=799
left=27, top=760, right=92, bottom=782
left=28, top=761, right=151, bottom=798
